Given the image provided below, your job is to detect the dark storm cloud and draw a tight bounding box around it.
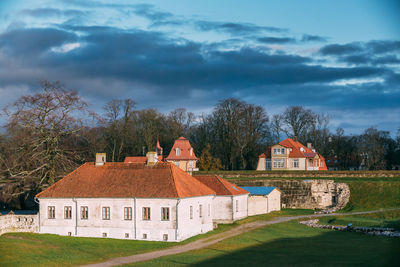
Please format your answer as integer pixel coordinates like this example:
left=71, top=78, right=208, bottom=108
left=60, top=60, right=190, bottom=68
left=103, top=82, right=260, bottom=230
left=319, top=43, right=363, bottom=55
left=301, top=34, right=328, bottom=42
left=367, top=40, right=400, bottom=54
left=322, top=40, right=400, bottom=66
left=195, top=21, right=287, bottom=35
left=257, top=36, right=296, bottom=44
left=0, top=27, right=387, bottom=89
left=0, top=24, right=398, bottom=121
left=0, top=28, right=77, bottom=55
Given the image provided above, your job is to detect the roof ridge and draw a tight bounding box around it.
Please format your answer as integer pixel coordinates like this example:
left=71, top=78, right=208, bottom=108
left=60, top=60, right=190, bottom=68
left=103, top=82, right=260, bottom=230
left=169, top=163, right=180, bottom=198
left=215, top=175, right=230, bottom=194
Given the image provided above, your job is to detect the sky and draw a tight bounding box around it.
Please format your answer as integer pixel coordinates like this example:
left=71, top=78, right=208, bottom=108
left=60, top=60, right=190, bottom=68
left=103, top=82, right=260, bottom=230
left=0, top=0, right=399, bottom=135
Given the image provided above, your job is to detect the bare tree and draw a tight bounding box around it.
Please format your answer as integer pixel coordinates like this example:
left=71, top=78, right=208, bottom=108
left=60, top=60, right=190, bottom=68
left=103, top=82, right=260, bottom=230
left=281, top=106, right=315, bottom=142
left=103, top=99, right=136, bottom=162
left=270, top=114, right=283, bottom=144
left=2, top=81, right=89, bottom=187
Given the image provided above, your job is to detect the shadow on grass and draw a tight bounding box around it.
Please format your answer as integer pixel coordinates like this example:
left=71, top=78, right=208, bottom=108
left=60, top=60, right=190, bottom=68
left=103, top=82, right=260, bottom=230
left=190, top=230, right=400, bottom=266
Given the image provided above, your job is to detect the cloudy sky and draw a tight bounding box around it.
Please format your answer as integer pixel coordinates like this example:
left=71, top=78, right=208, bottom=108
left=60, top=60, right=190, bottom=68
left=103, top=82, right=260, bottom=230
left=0, top=0, right=399, bottom=135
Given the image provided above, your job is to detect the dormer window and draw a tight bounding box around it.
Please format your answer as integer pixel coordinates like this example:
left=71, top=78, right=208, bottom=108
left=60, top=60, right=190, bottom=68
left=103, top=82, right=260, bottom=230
left=176, top=148, right=180, bottom=156
left=190, top=148, right=193, bottom=156
left=273, top=148, right=285, bottom=155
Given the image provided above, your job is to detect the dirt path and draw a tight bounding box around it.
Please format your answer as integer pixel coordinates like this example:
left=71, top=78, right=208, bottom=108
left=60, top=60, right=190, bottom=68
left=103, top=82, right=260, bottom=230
left=81, top=208, right=400, bottom=267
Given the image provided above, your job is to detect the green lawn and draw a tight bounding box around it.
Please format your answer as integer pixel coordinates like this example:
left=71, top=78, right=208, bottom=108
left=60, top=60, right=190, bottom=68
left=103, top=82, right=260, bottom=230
left=0, top=209, right=313, bottom=266
left=343, top=181, right=400, bottom=211
left=129, top=218, right=400, bottom=267
left=319, top=210, right=400, bottom=230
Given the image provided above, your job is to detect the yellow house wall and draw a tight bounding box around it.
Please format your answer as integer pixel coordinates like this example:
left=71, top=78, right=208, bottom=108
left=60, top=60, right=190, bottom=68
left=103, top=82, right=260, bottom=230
left=270, top=144, right=288, bottom=171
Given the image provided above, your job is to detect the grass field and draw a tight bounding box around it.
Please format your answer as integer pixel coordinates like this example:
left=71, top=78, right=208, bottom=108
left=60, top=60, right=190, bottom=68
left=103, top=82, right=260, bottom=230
left=0, top=209, right=313, bottom=266
left=319, top=210, right=400, bottom=230
left=128, top=216, right=400, bottom=267
left=343, top=181, right=400, bottom=211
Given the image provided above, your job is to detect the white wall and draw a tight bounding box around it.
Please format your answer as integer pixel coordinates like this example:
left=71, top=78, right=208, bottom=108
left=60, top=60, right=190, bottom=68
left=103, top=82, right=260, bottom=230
left=248, top=189, right=281, bottom=216
left=38, top=196, right=214, bottom=242
left=256, top=158, right=266, bottom=170
left=212, top=194, right=248, bottom=223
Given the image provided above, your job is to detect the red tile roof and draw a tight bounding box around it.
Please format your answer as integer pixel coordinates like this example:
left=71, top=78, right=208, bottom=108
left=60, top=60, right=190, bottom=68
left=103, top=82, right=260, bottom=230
left=166, top=137, right=198, bottom=160
left=124, top=156, right=163, bottom=163
left=279, top=138, right=314, bottom=158
left=36, top=162, right=215, bottom=199
left=193, top=175, right=249, bottom=196
left=258, top=138, right=327, bottom=169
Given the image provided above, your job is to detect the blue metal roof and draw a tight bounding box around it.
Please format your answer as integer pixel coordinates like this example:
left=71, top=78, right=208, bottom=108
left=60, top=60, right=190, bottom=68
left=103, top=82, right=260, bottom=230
left=240, top=186, right=276, bottom=195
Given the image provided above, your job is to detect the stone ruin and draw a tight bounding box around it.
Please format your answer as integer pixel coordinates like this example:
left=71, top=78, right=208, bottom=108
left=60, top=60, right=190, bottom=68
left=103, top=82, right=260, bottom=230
left=0, top=211, right=38, bottom=236
left=300, top=219, right=400, bottom=237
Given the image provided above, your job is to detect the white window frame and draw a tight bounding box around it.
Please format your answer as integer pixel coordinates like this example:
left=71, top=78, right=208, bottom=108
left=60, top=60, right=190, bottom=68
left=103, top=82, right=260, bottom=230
left=48, top=206, right=55, bottom=219
left=190, top=206, right=193, bottom=219
left=142, top=207, right=151, bottom=221
left=124, top=207, right=132, bottom=220
left=64, top=206, right=72, bottom=219
left=273, top=159, right=285, bottom=168
left=81, top=206, right=88, bottom=220
left=273, top=148, right=285, bottom=155
left=292, top=159, right=299, bottom=168
left=161, top=207, right=170, bottom=221
left=176, top=148, right=180, bottom=156
left=102, top=207, right=110, bottom=220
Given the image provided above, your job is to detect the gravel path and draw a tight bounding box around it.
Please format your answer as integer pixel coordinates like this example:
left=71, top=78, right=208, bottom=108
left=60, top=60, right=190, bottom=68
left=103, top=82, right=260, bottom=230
left=81, top=208, right=400, bottom=267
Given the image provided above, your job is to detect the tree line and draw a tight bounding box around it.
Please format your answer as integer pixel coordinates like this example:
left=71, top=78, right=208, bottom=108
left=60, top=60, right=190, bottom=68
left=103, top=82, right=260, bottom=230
left=1, top=81, right=400, bottom=191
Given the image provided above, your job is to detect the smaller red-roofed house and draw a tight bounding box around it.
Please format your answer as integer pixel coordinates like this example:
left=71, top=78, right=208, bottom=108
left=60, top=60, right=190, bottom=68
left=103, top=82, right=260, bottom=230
left=166, top=137, right=198, bottom=172
left=256, top=138, right=327, bottom=171
left=194, top=175, right=249, bottom=223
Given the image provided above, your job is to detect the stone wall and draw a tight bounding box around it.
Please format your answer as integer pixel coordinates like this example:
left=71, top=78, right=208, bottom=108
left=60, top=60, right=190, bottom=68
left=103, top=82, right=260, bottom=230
left=0, top=212, right=38, bottom=235
left=233, top=179, right=349, bottom=210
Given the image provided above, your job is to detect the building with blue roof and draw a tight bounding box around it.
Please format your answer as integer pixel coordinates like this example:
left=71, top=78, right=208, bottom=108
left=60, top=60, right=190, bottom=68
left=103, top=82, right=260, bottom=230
left=240, top=186, right=281, bottom=216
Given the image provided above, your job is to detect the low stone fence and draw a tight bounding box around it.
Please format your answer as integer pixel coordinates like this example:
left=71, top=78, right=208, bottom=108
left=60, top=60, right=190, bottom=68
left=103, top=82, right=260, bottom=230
left=300, top=219, right=400, bottom=237
left=0, top=211, right=38, bottom=235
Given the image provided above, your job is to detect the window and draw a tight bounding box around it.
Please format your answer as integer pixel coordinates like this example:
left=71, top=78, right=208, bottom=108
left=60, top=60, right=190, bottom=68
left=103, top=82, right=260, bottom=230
left=142, top=207, right=151, bottom=220
left=125, top=233, right=129, bottom=238
left=235, top=200, right=239, bottom=212
left=48, top=206, right=55, bottom=219
left=273, top=159, right=285, bottom=168
left=199, top=204, right=203, bottom=218
left=208, top=204, right=210, bottom=216
left=320, top=161, right=324, bottom=167
left=102, top=233, right=107, bottom=237
left=143, top=233, right=147, bottom=239
left=81, top=206, right=88, bottom=220
left=161, top=207, right=170, bottom=221
left=176, top=148, right=180, bottom=156
left=124, top=207, right=132, bottom=220
left=273, top=148, right=285, bottom=155
left=163, top=234, right=168, bottom=241
left=190, top=206, right=193, bottom=219
left=292, top=159, right=299, bottom=168
left=64, top=206, right=72, bottom=219
left=102, top=207, right=110, bottom=220
left=190, top=148, right=193, bottom=156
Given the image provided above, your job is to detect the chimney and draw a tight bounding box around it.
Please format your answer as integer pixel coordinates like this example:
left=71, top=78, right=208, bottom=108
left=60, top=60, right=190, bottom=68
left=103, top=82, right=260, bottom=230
left=146, top=152, right=158, bottom=166
left=307, top=143, right=312, bottom=149
left=95, top=153, right=106, bottom=166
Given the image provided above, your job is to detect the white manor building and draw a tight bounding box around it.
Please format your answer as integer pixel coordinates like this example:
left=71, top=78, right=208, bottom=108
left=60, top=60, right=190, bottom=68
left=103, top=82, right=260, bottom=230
left=36, top=153, right=281, bottom=242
